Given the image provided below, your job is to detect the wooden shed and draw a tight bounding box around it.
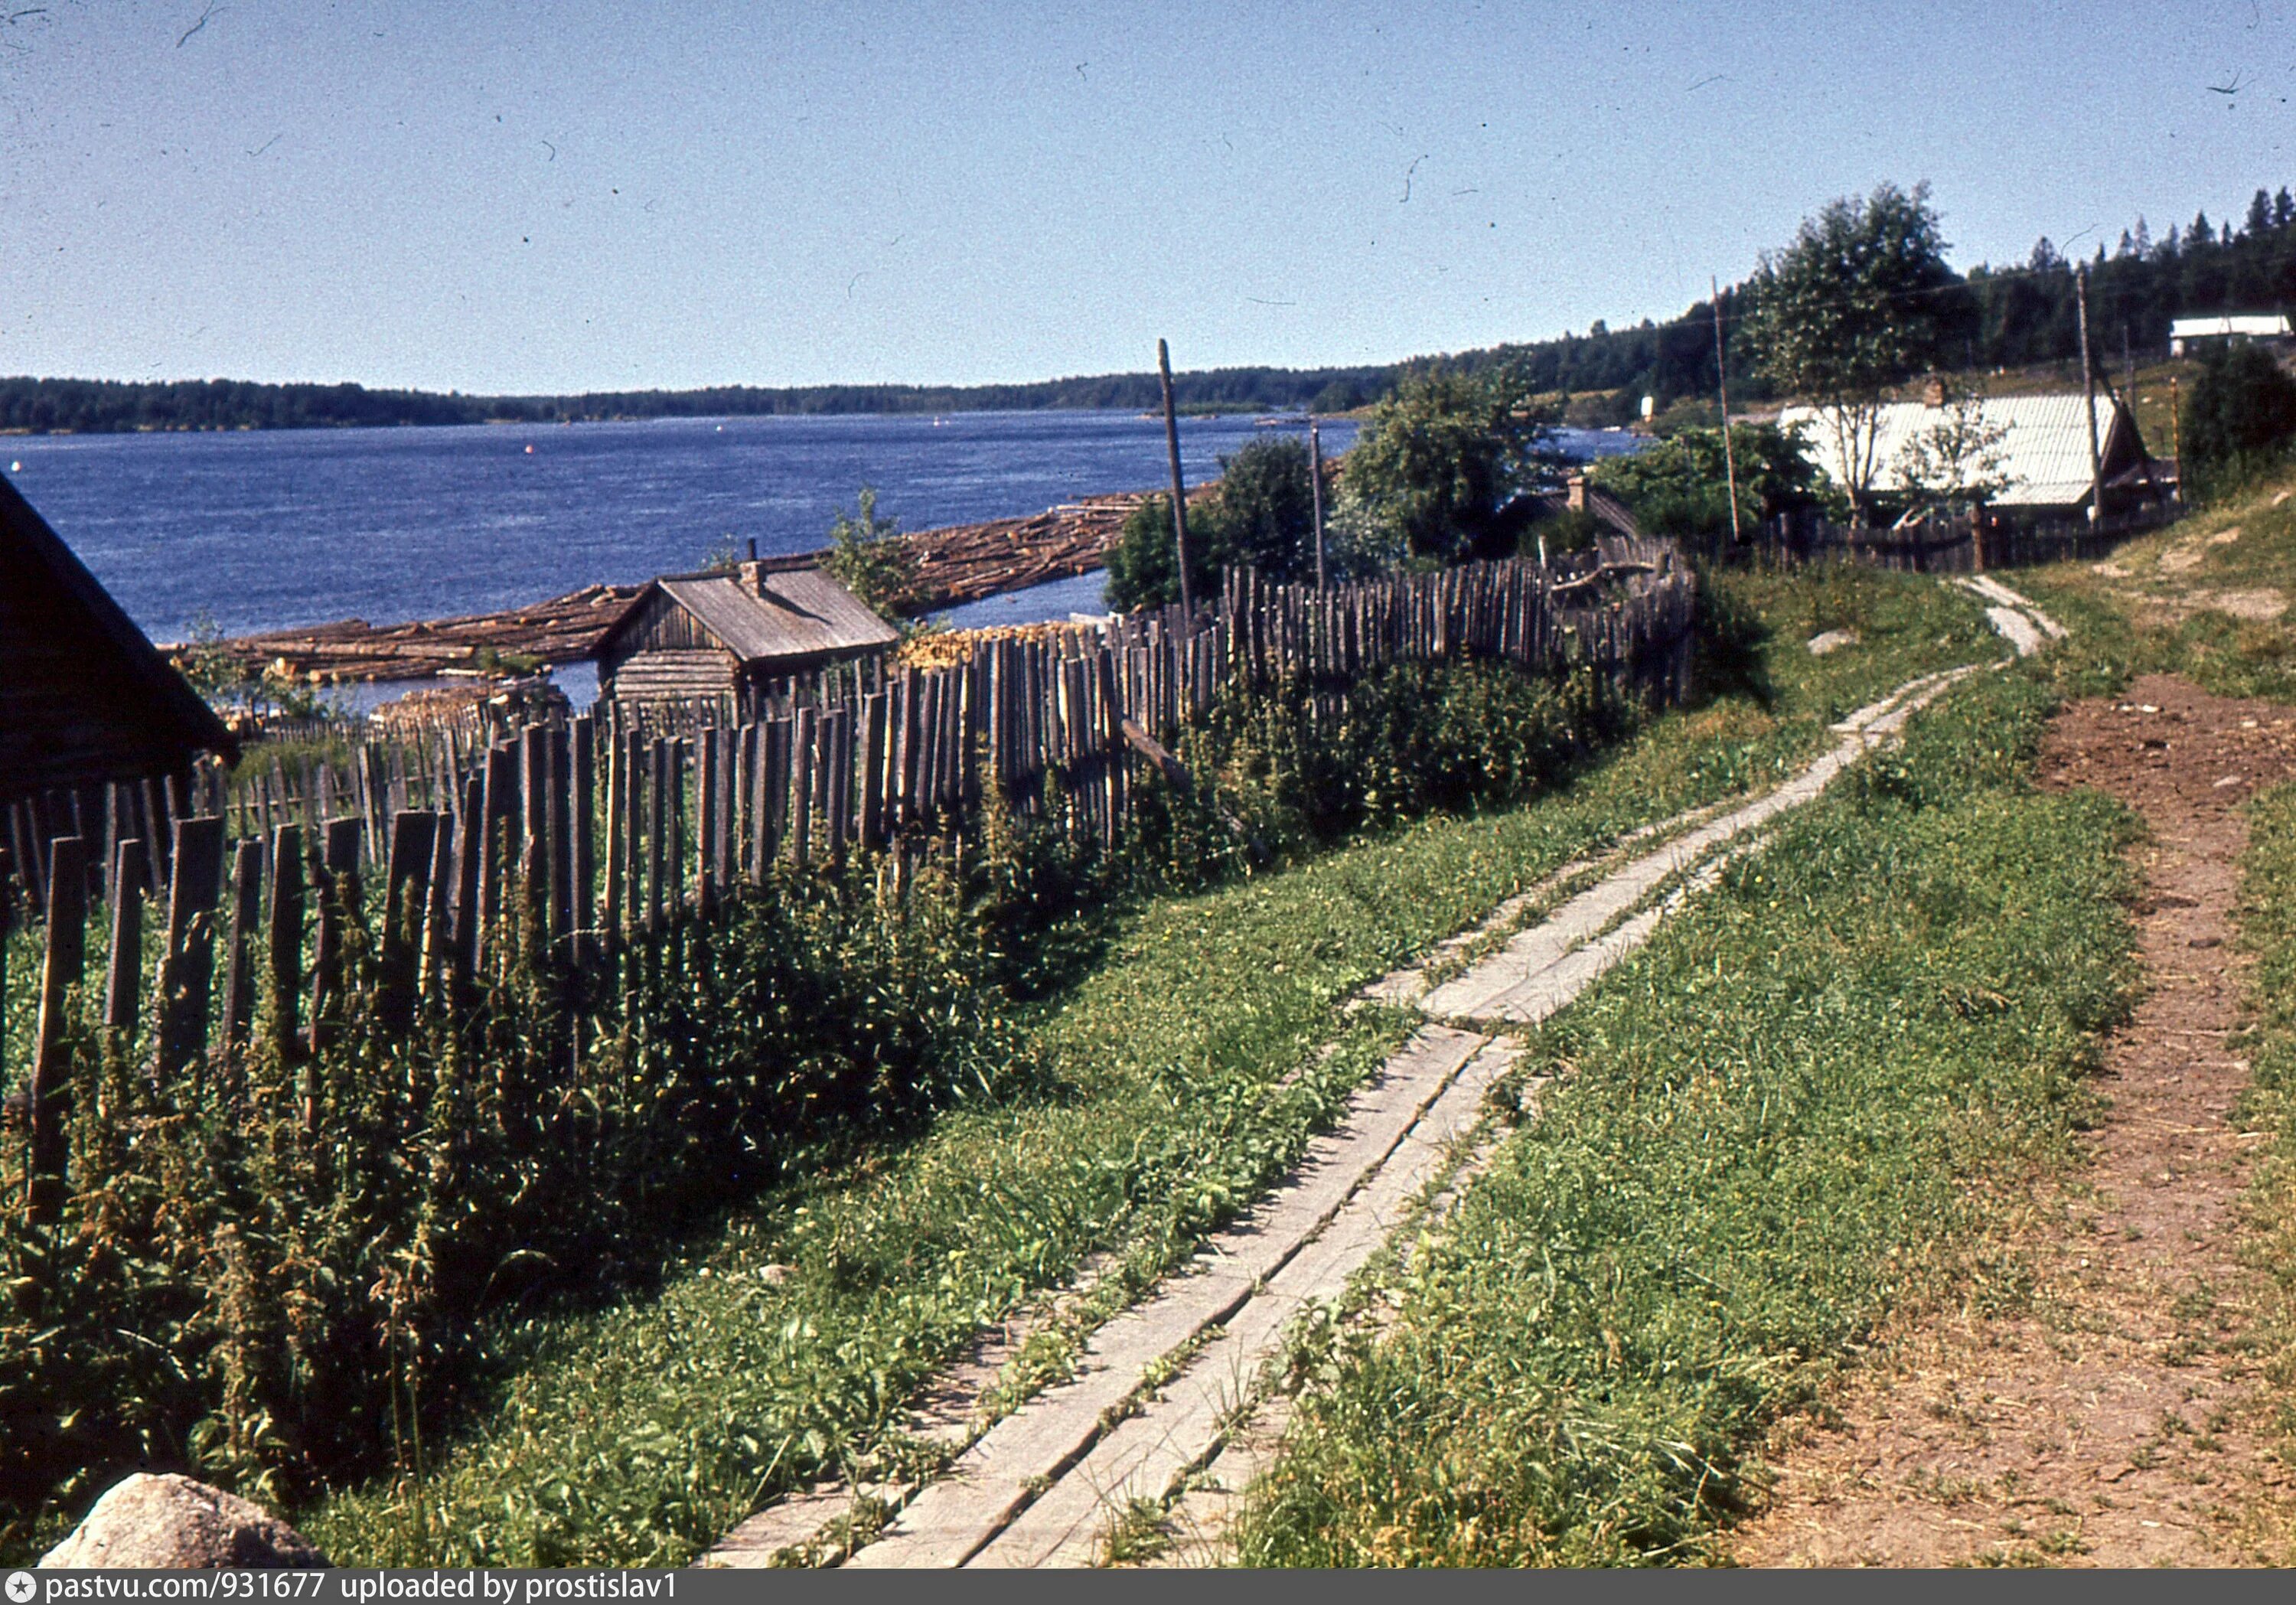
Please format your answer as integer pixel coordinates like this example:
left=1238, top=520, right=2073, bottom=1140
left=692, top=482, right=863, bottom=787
left=0, top=470, right=236, bottom=808
left=594, top=557, right=900, bottom=707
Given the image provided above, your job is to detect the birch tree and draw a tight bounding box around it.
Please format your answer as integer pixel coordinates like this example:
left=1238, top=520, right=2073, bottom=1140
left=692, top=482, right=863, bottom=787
left=1745, top=182, right=1965, bottom=522
left=1893, top=390, right=2017, bottom=514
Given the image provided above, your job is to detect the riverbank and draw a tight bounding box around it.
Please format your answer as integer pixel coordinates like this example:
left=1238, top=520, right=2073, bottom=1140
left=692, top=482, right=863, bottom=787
left=181, top=486, right=1196, bottom=681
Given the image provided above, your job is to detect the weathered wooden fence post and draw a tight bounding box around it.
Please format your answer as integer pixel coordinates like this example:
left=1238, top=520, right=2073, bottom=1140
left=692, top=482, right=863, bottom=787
left=217, top=836, right=265, bottom=1053
left=308, top=817, right=363, bottom=1057
left=377, top=810, right=436, bottom=1034
left=26, top=836, right=86, bottom=1225
left=572, top=713, right=597, bottom=964
left=103, top=839, right=146, bottom=1048
left=154, top=817, right=226, bottom=1089
left=266, top=824, right=305, bottom=1074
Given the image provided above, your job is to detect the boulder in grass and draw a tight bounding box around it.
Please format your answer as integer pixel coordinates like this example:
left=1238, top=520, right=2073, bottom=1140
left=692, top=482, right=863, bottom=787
left=38, top=1473, right=329, bottom=1569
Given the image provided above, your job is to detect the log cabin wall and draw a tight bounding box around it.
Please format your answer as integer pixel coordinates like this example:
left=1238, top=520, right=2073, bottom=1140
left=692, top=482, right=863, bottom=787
left=604, top=649, right=741, bottom=701
left=595, top=591, right=739, bottom=701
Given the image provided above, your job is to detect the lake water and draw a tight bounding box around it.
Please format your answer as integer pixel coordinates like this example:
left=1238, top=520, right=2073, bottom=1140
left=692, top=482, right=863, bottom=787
left=2, top=411, right=1642, bottom=647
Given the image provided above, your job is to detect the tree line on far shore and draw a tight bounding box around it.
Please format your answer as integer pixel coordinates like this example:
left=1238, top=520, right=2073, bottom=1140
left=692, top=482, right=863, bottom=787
left=15, top=168, right=2296, bottom=438
left=0, top=366, right=1391, bottom=435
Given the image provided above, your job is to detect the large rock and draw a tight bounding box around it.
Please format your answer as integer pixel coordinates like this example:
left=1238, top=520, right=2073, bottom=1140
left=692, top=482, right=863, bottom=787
left=39, top=1474, right=329, bottom=1569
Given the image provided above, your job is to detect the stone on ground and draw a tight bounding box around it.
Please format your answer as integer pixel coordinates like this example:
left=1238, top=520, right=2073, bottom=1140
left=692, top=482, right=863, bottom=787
left=39, top=1474, right=329, bottom=1569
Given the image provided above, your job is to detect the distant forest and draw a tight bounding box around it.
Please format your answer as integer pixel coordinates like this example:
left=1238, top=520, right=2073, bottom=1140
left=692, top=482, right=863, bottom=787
left=1452, top=181, right=2296, bottom=422
left=0, top=365, right=1394, bottom=434
left=11, top=181, right=2296, bottom=435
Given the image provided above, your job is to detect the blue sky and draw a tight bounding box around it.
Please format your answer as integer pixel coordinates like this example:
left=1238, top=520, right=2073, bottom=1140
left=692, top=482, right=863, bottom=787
left=2, top=2, right=2291, bottom=393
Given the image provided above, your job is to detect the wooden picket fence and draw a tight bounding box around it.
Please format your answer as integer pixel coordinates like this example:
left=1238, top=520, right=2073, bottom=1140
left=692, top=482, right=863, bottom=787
left=1724, top=502, right=2182, bottom=573
left=2, top=543, right=1694, bottom=1217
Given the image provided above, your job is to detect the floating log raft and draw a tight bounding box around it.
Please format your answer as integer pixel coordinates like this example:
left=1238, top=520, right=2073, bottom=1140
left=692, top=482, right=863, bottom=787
left=180, top=488, right=1215, bottom=683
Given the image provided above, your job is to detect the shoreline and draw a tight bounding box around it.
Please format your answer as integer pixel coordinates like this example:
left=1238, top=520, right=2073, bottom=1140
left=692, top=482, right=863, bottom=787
left=181, top=485, right=1208, bottom=683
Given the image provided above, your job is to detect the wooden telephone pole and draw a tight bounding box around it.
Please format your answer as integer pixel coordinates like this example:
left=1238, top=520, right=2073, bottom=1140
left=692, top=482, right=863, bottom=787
left=1309, top=417, right=1327, bottom=590
left=2076, top=266, right=2105, bottom=523
left=1711, top=276, right=1742, bottom=545
left=1157, top=340, right=1194, bottom=614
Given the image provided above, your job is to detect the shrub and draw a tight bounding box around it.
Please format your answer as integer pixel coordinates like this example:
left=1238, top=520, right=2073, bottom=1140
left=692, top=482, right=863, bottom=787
left=2181, top=344, right=2296, bottom=495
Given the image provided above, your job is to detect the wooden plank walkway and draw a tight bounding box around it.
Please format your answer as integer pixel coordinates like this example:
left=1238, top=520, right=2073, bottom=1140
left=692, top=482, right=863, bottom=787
left=707, top=582, right=2066, bottom=1569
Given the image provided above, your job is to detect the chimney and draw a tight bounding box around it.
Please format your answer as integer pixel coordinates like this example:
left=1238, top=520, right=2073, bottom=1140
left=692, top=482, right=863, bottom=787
left=1923, top=374, right=1948, bottom=407
left=746, top=537, right=758, bottom=560
left=1566, top=473, right=1588, bottom=513
left=737, top=559, right=766, bottom=596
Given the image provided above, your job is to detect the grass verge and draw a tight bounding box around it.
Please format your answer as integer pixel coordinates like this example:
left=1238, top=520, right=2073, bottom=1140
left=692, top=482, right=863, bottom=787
left=2228, top=783, right=2296, bottom=1564
left=1231, top=664, right=2139, bottom=1566
left=284, top=566, right=1998, bottom=1567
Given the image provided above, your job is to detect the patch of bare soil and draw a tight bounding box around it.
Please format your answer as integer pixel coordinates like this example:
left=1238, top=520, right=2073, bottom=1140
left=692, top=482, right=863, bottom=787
left=1729, top=674, right=2296, bottom=1567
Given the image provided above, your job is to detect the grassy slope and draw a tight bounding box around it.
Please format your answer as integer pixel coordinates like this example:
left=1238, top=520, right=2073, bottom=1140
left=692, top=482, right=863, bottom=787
left=282, top=568, right=1994, bottom=1567
left=2229, top=785, right=2296, bottom=1566
left=1234, top=656, right=2140, bottom=1564
left=2017, top=471, right=2296, bottom=702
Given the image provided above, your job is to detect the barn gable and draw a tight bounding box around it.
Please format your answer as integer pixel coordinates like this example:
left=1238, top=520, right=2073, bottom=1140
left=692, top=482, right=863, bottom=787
left=0, top=471, right=236, bottom=805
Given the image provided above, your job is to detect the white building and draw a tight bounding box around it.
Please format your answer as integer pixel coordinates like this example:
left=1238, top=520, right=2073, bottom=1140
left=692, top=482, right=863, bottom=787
left=2169, top=314, right=2292, bottom=357
left=1776, top=394, right=2150, bottom=513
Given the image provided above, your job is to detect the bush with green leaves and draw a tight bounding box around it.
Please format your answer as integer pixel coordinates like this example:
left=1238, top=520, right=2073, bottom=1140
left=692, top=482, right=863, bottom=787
left=2180, top=343, right=2296, bottom=496
left=1336, top=366, right=1550, bottom=564
left=819, top=487, right=921, bottom=618
left=1591, top=422, right=1837, bottom=543
left=1103, top=437, right=1319, bottom=611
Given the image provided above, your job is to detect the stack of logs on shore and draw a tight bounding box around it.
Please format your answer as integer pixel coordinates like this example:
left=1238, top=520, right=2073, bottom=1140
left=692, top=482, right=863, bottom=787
left=181, top=488, right=1216, bottom=685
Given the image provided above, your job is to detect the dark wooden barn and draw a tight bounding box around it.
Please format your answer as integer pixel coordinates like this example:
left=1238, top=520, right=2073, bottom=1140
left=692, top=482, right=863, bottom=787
left=594, top=557, right=900, bottom=709
left=1, top=470, right=236, bottom=809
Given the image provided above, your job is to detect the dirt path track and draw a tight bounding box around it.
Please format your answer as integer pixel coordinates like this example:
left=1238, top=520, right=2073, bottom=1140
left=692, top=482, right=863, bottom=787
left=704, top=644, right=2011, bottom=1569
left=1731, top=674, right=2296, bottom=1567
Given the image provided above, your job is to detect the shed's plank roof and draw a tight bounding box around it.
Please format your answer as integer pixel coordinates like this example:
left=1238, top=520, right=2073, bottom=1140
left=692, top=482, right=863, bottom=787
left=653, top=567, right=899, bottom=664
left=1777, top=395, right=2141, bottom=507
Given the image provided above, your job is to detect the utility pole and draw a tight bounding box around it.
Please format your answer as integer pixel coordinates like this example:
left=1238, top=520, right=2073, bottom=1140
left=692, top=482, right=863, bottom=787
left=1711, top=276, right=1743, bottom=546
left=2170, top=374, right=2184, bottom=503
left=1309, top=417, right=1327, bottom=591
left=2076, top=266, right=2105, bottom=524
left=1157, top=339, right=1194, bottom=615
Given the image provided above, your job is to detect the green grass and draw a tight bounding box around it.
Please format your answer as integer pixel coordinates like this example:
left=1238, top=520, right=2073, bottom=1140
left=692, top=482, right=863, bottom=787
left=266, top=566, right=1996, bottom=1566
left=1231, top=664, right=2139, bottom=1567
left=2015, top=471, right=2296, bottom=703
left=2226, top=783, right=2296, bottom=1565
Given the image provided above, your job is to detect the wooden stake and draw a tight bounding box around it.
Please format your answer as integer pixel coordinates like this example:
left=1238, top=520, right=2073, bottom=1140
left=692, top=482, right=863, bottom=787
left=2077, top=264, right=2105, bottom=524
left=1712, top=276, right=1743, bottom=546
left=1309, top=417, right=1328, bottom=590
left=27, top=836, right=86, bottom=1224
left=1158, top=338, right=1195, bottom=615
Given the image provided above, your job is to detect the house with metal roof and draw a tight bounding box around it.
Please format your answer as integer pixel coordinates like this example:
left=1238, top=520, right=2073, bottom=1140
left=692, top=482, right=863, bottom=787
left=0, top=470, right=236, bottom=807
left=2169, top=313, right=2293, bottom=357
left=1776, top=393, right=2156, bottom=517
left=593, top=557, right=900, bottom=706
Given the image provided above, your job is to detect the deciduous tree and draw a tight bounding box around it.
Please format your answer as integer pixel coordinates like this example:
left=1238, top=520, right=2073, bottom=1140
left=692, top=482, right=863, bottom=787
left=1744, top=181, right=1965, bottom=520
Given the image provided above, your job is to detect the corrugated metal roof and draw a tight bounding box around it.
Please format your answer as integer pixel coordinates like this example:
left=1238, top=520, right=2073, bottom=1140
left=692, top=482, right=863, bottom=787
left=2170, top=314, right=2291, bottom=339
left=654, top=566, right=899, bottom=663
left=1776, top=395, right=2134, bottom=507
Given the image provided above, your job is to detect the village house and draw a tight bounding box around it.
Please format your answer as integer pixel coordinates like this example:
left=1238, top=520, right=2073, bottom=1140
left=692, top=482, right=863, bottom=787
left=2168, top=312, right=2294, bottom=357
left=1777, top=392, right=2162, bottom=521
left=592, top=556, right=899, bottom=712
left=0, top=471, right=236, bottom=810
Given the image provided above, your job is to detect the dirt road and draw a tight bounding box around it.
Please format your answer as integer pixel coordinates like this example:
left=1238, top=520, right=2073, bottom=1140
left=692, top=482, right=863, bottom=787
left=1731, top=674, right=2296, bottom=1566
